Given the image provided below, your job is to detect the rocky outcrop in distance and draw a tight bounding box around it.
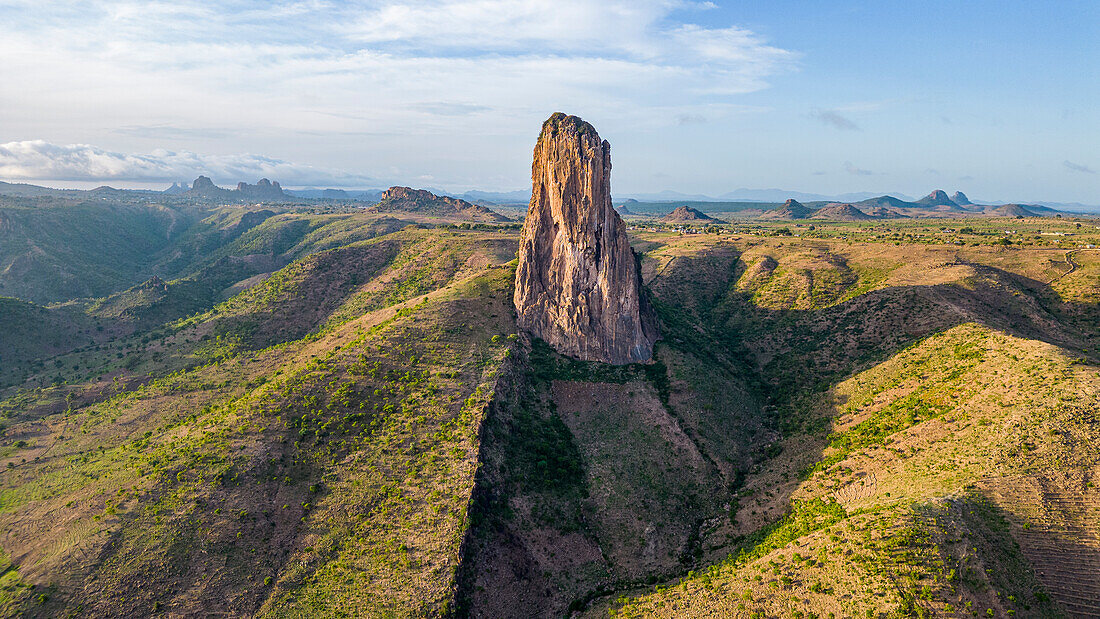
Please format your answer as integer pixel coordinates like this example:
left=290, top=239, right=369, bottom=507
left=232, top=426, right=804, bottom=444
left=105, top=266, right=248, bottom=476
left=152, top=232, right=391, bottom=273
left=369, top=186, right=511, bottom=222
left=236, top=178, right=285, bottom=201
left=951, top=191, right=974, bottom=206
left=184, top=176, right=288, bottom=202
left=762, top=199, right=813, bottom=220
left=812, top=203, right=874, bottom=221
left=189, top=175, right=227, bottom=198
left=661, top=205, right=720, bottom=223
left=987, top=204, right=1038, bottom=217
left=914, top=190, right=960, bottom=209
left=513, top=113, right=657, bottom=364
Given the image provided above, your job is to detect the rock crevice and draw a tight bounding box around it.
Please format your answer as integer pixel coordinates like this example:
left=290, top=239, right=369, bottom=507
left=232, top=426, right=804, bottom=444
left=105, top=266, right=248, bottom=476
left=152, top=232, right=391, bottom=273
left=513, top=113, right=657, bottom=364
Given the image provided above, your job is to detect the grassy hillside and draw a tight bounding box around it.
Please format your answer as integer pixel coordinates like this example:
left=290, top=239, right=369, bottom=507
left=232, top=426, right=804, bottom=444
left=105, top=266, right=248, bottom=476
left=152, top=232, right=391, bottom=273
left=0, top=214, right=1098, bottom=617
left=0, top=298, right=103, bottom=386
left=0, top=206, right=422, bottom=390
left=0, top=196, right=209, bottom=304
left=0, top=227, right=519, bottom=616
left=597, top=322, right=1096, bottom=616
left=571, top=228, right=1100, bottom=617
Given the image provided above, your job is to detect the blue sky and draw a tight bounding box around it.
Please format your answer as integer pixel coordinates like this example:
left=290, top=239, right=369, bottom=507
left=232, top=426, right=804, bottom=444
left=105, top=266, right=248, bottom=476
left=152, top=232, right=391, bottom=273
left=0, top=0, right=1096, bottom=203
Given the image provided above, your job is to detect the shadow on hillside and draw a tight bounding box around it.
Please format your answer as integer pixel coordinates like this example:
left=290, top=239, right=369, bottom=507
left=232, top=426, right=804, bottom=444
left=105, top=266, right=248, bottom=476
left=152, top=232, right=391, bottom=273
left=974, top=474, right=1100, bottom=616
left=75, top=431, right=322, bottom=616
left=920, top=492, right=1078, bottom=617
left=652, top=243, right=1095, bottom=404
left=893, top=492, right=1064, bottom=615
left=642, top=243, right=1099, bottom=566
left=463, top=242, right=1100, bottom=618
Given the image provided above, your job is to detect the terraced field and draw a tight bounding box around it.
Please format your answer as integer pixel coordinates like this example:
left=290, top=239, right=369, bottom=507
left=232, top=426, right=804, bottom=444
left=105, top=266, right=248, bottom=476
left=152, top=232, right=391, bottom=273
left=982, top=475, right=1100, bottom=616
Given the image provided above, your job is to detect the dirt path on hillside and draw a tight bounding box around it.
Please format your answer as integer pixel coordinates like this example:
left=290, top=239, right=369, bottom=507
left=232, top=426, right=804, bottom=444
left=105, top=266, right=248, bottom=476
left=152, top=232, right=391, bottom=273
left=651, top=255, right=676, bottom=283
left=1047, top=248, right=1100, bottom=285
left=1048, top=250, right=1079, bottom=284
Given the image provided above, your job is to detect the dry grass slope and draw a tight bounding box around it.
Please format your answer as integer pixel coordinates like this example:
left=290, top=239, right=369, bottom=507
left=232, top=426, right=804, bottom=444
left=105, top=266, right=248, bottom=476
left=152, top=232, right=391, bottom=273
left=0, top=227, right=520, bottom=617
left=1, top=215, right=1099, bottom=618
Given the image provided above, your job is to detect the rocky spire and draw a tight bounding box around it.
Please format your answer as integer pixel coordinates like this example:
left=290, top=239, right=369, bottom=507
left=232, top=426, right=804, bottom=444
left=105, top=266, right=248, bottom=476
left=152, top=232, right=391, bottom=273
left=513, top=113, right=657, bottom=364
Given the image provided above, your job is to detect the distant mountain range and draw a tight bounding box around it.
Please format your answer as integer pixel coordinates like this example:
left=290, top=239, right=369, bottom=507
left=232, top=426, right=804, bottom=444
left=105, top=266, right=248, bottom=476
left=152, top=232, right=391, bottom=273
left=0, top=179, right=1094, bottom=213
left=441, top=187, right=1100, bottom=213
left=755, top=191, right=1065, bottom=220
left=283, top=187, right=530, bottom=205
left=616, top=188, right=1098, bottom=214
left=615, top=190, right=1072, bottom=221
left=717, top=188, right=918, bottom=203
left=283, top=188, right=386, bottom=201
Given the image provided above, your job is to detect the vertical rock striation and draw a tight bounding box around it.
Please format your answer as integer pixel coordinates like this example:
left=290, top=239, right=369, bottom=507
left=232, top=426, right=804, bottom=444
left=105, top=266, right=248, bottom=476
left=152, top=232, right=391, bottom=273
left=513, top=113, right=657, bottom=364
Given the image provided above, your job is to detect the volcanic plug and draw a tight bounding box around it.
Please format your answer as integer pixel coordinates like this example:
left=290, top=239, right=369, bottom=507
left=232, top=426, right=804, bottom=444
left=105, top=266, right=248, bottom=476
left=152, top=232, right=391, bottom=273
left=513, top=113, right=657, bottom=364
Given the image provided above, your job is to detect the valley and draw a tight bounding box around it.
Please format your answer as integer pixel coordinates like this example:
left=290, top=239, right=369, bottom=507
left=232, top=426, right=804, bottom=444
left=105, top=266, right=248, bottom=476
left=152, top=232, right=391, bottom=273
left=4, top=1, right=1096, bottom=614
left=0, top=181, right=1099, bottom=617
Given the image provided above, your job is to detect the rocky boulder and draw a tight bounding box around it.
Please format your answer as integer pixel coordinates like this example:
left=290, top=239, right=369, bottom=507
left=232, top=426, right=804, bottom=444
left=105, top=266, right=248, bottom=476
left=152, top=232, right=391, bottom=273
left=513, top=113, right=657, bottom=364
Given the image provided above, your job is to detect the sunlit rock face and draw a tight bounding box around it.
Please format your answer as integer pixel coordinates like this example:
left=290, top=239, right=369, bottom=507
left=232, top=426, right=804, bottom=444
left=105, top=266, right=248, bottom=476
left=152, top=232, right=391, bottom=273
left=513, top=113, right=657, bottom=364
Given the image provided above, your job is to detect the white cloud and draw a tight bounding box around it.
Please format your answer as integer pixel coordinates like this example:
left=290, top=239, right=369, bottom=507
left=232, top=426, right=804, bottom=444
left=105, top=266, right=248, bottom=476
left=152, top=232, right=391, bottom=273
left=0, top=140, right=372, bottom=186
left=0, top=0, right=797, bottom=187
left=344, top=1, right=676, bottom=55
left=0, top=1, right=796, bottom=129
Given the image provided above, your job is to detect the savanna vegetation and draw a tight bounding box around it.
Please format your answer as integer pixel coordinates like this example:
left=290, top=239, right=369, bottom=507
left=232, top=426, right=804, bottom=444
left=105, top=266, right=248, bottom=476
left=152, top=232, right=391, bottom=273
left=1, top=193, right=1099, bottom=617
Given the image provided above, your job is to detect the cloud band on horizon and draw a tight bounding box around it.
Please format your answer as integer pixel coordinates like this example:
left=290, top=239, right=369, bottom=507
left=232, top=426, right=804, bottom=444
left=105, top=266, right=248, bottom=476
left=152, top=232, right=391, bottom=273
left=0, top=140, right=374, bottom=187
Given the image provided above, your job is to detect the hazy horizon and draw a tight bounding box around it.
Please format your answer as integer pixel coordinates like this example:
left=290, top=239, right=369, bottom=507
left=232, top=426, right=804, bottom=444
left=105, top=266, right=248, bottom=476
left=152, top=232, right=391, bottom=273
left=7, top=177, right=1095, bottom=211
left=2, top=1, right=1097, bottom=203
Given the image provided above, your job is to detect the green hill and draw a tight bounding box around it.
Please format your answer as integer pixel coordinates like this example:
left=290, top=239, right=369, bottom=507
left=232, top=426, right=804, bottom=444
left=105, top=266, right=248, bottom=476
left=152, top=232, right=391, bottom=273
left=0, top=197, right=209, bottom=304
left=0, top=207, right=1099, bottom=617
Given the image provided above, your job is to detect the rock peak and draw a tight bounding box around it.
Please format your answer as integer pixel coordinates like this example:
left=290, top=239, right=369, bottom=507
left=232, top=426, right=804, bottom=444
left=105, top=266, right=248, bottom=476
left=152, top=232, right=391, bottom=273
left=372, top=186, right=511, bottom=222
left=951, top=191, right=973, bottom=206
left=916, top=189, right=958, bottom=208
left=662, top=205, right=717, bottom=223
left=513, top=114, right=657, bottom=364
